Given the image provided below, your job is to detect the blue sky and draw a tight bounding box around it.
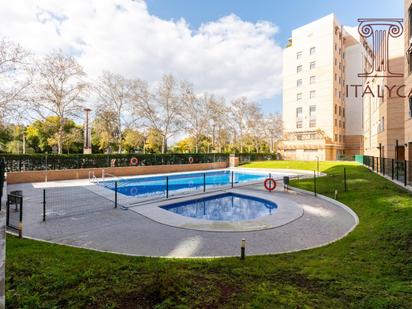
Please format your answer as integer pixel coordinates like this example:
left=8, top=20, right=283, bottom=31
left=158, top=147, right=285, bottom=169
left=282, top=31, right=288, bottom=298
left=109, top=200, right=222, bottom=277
left=146, top=0, right=403, bottom=113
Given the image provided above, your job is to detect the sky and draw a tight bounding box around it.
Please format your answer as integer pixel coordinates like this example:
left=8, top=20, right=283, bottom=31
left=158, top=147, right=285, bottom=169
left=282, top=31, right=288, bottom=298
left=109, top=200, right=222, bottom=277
left=1, top=0, right=404, bottom=115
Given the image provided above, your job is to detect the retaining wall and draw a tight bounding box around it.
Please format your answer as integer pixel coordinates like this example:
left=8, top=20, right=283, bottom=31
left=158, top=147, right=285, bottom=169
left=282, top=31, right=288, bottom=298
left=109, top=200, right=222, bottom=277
left=7, top=162, right=228, bottom=184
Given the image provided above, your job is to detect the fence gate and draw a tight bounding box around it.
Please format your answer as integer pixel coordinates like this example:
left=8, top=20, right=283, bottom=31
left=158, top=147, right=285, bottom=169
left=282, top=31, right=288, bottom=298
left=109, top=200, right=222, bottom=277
left=6, top=193, right=23, bottom=238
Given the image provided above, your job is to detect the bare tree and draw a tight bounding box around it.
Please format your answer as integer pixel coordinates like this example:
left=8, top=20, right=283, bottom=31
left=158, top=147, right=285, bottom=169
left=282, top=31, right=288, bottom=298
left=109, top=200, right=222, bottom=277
left=30, top=50, right=87, bottom=154
left=0, top=38, right=31, bottom=120
left=132, top=74, right=182, bottom=153
left=263, top=113, right=283, bottom=153
left=94, top=71, right=134, bottom=153
left=180, top=82, right=211, bottom=153
left=207, top=96, right=229, bottom=153
left=229, top=97, right=258, bottom=152
left=245, top=103, right=265, bottom=152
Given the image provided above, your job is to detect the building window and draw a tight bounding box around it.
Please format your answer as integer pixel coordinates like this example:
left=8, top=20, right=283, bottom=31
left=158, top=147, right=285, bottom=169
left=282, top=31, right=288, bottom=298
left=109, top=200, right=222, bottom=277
left=310, top=61, right=316, bottom=69
left=339, top=106, right=342, bottom=116
left=339, top=120, right=342, bottom=128
left=408, top=97, right=412, bottom=117
left=335, top=118, right=337, bottom=126
left=297, top=134, right=302, bottom=140
left=310, top=133, right=317, bottom=139
left=297, top=93, right=302, bottom=101
left=309, top=105, right=316, bottom=116
left=297, top=51, right=302, bottom=59
left=343, top=108, right=345, bottom=117
left=335, top=43, right=337, bottom=50
left=310, top=76, right=316, bottom=84
left=335, top=134, right=338, bottom=141
left=310, top=90, right=316, bottom=99
left=310, top=47, right=316, bottom=55
left=296, top=107, right=302, bottom=117
left=296, top=121, right=302, bottom=129
left=334, top=104, right=337, bottom=114
left=309, top=119, right=316, bottom=128
left=335, top=58, right=337, bottom=66
left=297, top=79, right=302, bottom=87
left=343, top=121, right=345, bottom=128
left=297, top=65, right=302, bottom=73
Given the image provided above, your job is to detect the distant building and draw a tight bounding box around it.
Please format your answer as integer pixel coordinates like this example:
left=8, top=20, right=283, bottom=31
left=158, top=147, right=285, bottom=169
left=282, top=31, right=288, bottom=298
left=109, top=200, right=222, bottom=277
left=281, top=14, right=370, bottom=160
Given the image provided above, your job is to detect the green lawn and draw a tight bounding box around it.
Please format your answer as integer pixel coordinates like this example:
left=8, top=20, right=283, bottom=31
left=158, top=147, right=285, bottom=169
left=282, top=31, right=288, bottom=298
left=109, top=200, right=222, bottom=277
left=6, top=161, right=412, bottom=308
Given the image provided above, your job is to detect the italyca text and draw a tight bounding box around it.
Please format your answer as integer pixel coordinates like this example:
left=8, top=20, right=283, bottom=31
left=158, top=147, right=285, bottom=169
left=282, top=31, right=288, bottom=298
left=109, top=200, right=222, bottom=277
left=345, top=84, right=411, bottom=98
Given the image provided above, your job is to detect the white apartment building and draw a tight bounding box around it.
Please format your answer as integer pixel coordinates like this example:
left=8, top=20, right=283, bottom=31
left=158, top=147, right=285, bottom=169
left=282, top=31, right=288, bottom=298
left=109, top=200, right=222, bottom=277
left=281, top=14, right=369, bottom=161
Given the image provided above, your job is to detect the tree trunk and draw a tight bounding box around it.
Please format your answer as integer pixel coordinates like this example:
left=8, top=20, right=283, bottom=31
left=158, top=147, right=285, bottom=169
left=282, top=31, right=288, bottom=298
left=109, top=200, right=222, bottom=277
left=58, top=119, right=64, bottom=154
left=161, top=136, right=166, bottom=154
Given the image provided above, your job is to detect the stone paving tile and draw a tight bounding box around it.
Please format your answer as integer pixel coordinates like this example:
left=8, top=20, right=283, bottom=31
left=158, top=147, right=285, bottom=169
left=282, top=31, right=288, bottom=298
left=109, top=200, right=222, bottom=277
left=7, top=181, right=358, bottom=258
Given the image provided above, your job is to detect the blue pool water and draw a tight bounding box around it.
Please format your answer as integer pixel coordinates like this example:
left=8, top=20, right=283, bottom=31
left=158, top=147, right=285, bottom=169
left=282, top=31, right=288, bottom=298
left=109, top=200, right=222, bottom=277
left=162, top=193, right=278, bottom=221
left=101, top=170, right=271, bottom=197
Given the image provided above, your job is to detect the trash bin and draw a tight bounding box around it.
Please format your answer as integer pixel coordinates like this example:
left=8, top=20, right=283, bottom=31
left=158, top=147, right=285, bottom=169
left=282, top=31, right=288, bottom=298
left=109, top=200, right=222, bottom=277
left=283, top=176, right=289, bottom=186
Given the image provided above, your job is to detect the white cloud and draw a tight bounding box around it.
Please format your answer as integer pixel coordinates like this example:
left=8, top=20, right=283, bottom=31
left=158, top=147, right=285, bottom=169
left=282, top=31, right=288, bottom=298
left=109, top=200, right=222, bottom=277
left=1, top=0, right=282, bottom=103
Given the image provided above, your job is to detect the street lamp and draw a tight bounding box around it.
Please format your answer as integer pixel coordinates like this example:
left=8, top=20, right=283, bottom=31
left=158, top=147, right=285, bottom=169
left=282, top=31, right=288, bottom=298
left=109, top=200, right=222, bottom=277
left=83, top=108, right=92, bottom=154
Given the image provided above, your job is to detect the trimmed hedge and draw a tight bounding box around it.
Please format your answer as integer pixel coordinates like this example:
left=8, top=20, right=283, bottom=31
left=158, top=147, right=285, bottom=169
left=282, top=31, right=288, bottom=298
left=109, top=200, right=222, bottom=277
left=1, top=153, right=278, bottom=172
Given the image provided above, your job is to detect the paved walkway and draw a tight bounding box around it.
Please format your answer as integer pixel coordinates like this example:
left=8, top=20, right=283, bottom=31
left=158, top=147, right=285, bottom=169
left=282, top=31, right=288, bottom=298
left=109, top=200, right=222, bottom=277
left=7, top=179, right=358, bottom=258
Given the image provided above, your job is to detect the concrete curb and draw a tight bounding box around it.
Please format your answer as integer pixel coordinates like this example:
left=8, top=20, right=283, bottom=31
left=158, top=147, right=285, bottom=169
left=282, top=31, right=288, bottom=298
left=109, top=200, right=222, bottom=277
left=289, top=185, right=359, bottom=230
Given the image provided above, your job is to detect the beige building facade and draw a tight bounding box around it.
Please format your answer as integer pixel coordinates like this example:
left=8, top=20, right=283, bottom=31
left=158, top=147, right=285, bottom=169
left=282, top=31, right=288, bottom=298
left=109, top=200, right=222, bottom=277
left=405, top=0, right=412, bottom=163
left=281, top=14, right=368, bottom=161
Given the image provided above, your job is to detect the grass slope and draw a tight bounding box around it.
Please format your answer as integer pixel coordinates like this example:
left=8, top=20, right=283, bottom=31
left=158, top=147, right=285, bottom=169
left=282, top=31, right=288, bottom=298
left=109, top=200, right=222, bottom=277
left=6, top=161, right=412, bottom=308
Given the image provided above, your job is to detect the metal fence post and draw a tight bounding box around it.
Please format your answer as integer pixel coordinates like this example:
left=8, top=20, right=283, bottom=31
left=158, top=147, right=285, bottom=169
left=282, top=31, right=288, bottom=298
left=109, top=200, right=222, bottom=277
left=19, top=197, right=23, bottom=238
left=404, top=160, right=407, bottom=187
left=43, top=189, right=46, bottom=221
left=344, top=167, right=347, bottom=192
left=203, top=173, right=206, bottom=192
left=6, top=198, right=9, bottom=227
left=392, top=159, right=394, bottom=180
left=396, top=160, right=399, bottom=180
left=114, top=181, right=118, bottom=208
left=231, top=171, right=234, bottom=188
left=166, top=176, right=169, bottom=198
left=314, top=170, right=317, bottom=197
left=382, top=158, right=385, bottom=176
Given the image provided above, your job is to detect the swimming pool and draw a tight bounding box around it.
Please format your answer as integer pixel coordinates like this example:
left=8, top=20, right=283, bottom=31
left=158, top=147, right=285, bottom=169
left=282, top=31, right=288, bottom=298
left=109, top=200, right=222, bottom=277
left=100, top=170, right=277, bottom=198
left=162, top=192, right=278, bottom=221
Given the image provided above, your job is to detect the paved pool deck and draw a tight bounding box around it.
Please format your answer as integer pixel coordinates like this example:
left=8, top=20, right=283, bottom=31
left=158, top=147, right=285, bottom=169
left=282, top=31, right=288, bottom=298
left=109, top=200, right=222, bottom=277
left=6, top=169, right=358, bottom=258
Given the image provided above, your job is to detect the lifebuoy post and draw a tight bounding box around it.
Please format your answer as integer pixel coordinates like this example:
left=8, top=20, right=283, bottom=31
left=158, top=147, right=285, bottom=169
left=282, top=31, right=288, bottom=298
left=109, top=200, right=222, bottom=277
left=264, top=178, right=276, bottom=192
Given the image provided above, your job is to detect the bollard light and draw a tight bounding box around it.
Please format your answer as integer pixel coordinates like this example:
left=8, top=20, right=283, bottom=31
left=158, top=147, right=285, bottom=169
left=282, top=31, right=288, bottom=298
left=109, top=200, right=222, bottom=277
left=334, top=190, right=338, bottom=199
left=240, top=238, right=246, bottom=260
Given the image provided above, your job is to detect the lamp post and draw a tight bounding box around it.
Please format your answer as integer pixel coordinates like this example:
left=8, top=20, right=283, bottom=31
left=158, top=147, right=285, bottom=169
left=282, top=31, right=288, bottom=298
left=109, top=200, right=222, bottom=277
left=83, top=108, right=92, bottom=154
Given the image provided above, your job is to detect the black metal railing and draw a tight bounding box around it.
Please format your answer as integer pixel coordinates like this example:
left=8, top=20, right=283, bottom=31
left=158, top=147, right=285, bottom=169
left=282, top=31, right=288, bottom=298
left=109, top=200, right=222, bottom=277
left=360, top=155, right=411, bottom=186
left=6, top=192, right=23, bottom=238
left=42, top=170, right=292, bottom=220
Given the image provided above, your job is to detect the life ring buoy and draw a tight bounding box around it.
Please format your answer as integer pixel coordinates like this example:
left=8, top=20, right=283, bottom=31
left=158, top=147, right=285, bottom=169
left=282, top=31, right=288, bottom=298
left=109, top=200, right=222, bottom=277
left=130, top=187, right=138, bottom=196
left=264, top=178, right=276, bottom=192
left=130, top=157, right=139, bottom=166
left=188, top=156, right=194, bottom=164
